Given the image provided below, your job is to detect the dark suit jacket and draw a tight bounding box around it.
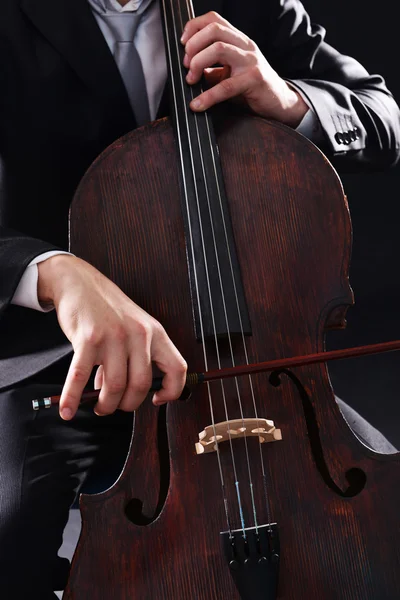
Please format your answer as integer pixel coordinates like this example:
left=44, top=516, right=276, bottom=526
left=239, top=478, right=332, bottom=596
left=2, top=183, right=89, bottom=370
left=0, top=0, right=399, bottom=390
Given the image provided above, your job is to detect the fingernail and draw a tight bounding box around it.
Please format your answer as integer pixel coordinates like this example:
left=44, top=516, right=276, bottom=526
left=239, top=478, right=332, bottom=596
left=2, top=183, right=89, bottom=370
left=180, top=32, right=187, bottom=43
left=60, top=407, right=72, bottom=420
left=154, top=400, right=168, bottom=406
left=186, top=70, right=194, bottom=82
left=191, top=98, right=202, bottom=110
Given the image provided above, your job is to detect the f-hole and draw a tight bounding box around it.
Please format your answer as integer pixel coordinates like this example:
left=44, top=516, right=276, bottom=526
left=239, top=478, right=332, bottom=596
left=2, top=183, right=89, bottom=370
left=125, top=404, right=170, bottom=525
left=269, top=369, right=366, bottom=497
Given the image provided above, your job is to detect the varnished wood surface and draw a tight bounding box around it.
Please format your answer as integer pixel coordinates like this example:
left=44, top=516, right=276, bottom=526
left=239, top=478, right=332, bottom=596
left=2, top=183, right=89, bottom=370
left=64, top=115, right=400, bottom=599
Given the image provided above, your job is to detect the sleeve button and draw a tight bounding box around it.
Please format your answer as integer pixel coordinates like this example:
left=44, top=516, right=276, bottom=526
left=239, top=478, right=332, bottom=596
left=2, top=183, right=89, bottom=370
left=335, top=132, right=344, bottom=144
left=343, top=132, right=352, bottom=144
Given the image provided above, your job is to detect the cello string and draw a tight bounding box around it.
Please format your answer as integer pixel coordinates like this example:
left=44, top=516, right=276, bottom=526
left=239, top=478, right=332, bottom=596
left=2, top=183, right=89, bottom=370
left=175, top=0, right=260, bottom=531
left=161, top=0, right=235, bottom=535
left=202, top=113, right=273, bottom=528
left=182, top=0, right=273, bottom=528
left=167, top=0, right=249, bottom=536
left=167, top=0, right=251, bottom=536
left=178, top=0, right=260, bottom=531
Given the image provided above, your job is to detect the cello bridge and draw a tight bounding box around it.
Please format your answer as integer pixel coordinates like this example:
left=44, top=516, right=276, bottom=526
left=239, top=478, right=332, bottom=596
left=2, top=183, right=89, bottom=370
left=195, top=418, right=282, bottom=455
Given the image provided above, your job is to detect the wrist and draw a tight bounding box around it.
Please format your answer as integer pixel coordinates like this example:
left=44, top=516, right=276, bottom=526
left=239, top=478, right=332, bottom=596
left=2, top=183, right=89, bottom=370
left=279, top=82, right=309, bottom=128
left=37, top=254, right=78, bottom=305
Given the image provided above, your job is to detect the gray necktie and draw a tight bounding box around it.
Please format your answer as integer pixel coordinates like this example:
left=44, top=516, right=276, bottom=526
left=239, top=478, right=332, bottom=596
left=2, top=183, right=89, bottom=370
left=95, top=0, right=152, bottom=126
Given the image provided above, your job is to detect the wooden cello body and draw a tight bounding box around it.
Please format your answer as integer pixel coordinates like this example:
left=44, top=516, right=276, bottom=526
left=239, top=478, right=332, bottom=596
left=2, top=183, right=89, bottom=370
left=63, top=113, right=400, bottom=599
left=62, top=0, right=400, bottom=597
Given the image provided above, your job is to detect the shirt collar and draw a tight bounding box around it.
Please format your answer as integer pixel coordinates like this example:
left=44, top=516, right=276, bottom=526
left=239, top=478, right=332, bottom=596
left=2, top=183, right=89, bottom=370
left=90, top=0, right=144, bottom=13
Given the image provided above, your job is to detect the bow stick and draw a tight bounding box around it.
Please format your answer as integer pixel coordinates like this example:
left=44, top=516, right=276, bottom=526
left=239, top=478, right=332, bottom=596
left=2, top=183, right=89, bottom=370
left=32, top=339, right=400, bottom=410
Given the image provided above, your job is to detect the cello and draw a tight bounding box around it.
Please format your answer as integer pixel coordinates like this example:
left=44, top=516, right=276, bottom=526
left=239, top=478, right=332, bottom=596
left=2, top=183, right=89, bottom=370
left=62, top=0, right=400, bottom=597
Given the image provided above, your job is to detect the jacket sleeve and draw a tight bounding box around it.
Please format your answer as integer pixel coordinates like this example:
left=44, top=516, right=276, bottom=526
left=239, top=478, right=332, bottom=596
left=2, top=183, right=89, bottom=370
left=259, top=0, right=400, bottom=170
left=0, top=226, right=60, bottom=317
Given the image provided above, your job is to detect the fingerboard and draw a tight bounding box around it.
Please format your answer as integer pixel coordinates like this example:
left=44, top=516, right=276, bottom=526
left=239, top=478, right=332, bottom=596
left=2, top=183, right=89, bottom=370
left=160, top=0, right=251, bottom=340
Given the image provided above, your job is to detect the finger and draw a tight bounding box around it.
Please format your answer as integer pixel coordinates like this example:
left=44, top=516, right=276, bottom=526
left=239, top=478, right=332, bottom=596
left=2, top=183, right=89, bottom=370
left=186, top=43, right=251, bottom=84
left=203, top=66, right=231, bottom=87
left=94, top=343, right=128, bottom=416
left=184, top=22, right=253, bottom=68
left=60, top=345, right=97, bottom=420
left=118, top=322, right=152, bottom=411
left=151, top=330, right=187, bottom=405
left=181, top=11, right=232, bottom=44
left=190, top=72, right=250, bottom=112
left=118, top=350, right=153, bottom=412
left=94, top=365, right=103, bottom=390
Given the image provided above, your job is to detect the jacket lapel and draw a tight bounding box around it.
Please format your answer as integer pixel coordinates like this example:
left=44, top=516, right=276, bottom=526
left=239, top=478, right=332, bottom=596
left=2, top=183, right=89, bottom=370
left=19, top=0, right=224, bottom=125
left=20, top=0, right=136, bottom=128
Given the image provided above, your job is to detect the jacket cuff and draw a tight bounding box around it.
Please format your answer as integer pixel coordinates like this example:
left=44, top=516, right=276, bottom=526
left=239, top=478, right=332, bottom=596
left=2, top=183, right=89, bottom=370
left=11, top=251, right=73, bottom=312
left=0, top=233, right=61, bottom=316
left=286, top=79, right=366, bottom=154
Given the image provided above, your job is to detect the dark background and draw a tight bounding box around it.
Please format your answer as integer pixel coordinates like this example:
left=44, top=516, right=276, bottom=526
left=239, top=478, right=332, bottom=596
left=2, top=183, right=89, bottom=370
left=302, top=0, right=400, bottom=447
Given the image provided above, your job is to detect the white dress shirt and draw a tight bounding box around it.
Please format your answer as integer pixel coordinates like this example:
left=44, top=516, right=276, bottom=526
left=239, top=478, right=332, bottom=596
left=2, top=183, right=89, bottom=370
left=12, top=0, right=320, bottom=312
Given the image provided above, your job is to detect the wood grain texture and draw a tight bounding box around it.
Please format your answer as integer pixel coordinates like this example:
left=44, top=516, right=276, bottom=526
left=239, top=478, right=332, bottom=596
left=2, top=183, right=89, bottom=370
left=64, top=115, right=400, bottom=599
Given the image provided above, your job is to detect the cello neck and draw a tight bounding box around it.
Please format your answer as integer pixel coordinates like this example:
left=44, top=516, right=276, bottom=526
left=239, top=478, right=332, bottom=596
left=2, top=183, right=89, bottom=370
left=160, top=0, right=251, bottom=341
